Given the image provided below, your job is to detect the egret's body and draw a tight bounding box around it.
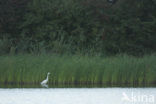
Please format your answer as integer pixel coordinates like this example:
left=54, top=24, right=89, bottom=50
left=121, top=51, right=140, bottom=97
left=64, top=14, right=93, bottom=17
left=41, top=72, right=50, bottom=85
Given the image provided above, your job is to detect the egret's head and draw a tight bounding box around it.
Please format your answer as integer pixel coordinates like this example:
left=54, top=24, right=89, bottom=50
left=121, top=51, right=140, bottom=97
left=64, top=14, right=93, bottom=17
left=48, top=72, right=50, bottom=75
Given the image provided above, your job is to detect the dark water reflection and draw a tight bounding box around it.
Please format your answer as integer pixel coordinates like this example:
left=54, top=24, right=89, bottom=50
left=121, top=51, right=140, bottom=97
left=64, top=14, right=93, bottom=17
left=0, top=84, right=156, bottom=88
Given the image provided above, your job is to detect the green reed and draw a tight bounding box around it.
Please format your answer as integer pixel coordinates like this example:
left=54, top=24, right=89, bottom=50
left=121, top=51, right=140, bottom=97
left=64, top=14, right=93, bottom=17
left=0, top=54, right=155, bottom=86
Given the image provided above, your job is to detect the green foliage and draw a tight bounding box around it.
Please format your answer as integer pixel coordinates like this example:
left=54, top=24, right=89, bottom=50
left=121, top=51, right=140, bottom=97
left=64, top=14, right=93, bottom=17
left=0, top=38, right=11, bottom=55
left=19, top=0, right=102, bottom=53
left=0, top=0, right=156, bottom=55
left=102, top=0, right=156, bottom=55
left=0, top=0, right=29, bottom=37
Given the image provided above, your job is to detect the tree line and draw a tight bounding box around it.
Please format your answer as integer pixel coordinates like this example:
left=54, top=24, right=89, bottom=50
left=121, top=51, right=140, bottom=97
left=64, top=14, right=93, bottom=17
left=0, top=0, right=156, bottom=56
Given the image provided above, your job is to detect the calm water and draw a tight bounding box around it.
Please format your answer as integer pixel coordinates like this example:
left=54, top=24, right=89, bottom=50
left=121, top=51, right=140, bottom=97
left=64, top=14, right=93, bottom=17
left=0, top=88, right=155, bottom=104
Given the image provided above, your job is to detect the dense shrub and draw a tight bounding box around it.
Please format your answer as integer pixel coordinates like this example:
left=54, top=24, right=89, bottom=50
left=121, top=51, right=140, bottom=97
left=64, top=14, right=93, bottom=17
left=0, top=0, right=156, bottom=55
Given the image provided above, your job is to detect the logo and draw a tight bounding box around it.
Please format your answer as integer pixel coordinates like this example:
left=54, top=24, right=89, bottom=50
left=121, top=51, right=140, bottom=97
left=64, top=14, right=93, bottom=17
left=122, top=92, right=155, bottom=104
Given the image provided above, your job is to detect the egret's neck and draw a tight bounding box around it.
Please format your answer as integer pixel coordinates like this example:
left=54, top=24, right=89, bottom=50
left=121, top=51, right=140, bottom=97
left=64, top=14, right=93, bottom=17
left=46, top=74, right=49, bottom=80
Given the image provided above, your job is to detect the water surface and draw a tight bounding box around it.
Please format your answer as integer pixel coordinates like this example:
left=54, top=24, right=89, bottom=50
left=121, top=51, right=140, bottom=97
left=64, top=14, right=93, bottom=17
left=0, top=88, right=155, bottom=104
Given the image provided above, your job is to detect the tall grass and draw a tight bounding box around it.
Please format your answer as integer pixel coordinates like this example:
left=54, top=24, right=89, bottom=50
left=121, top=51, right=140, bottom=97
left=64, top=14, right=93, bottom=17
left=0, top=54, right=155, bottom=86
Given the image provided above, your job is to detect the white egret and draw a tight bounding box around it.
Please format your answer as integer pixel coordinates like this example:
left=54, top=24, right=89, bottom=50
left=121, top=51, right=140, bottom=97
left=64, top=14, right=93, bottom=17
left=41, top=72, right=50, bottom=85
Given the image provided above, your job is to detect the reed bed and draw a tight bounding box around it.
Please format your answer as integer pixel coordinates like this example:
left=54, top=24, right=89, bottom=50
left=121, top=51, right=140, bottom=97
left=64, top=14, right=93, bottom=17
left=0, top=54, right=155, bottom=86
